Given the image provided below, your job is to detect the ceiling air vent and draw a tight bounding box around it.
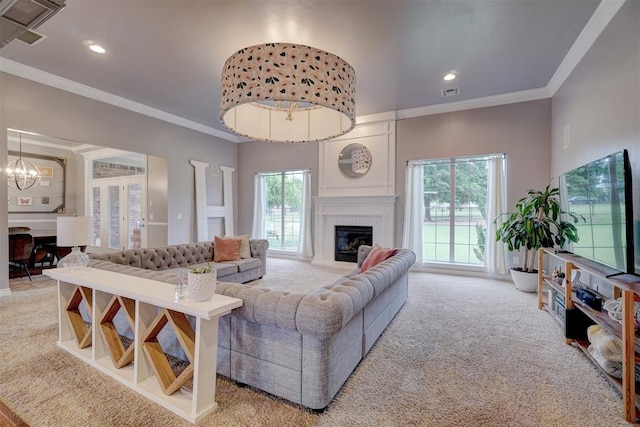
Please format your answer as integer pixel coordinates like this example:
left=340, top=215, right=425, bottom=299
left=0, top=0, right=65, bottom=48
left=441, top=87, right=460, bottom=97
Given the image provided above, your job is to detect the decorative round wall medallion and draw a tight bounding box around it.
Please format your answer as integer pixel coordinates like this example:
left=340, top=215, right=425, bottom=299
left=338, top=143, right=372, bottom=178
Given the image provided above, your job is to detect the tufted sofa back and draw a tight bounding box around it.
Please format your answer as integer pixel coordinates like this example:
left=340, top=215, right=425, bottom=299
left=90, top=242, right=214, bottom=270
left=216, top=248, right=415, bottom=339
left=139, top=242, right=213, bottom=270
left=89, top=249, right=142, bottom=267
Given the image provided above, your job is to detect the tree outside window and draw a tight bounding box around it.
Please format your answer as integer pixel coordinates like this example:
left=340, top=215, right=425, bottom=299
left=421, top=157, right=490, bottom=265
left=262, top=170, right=305, bottom=250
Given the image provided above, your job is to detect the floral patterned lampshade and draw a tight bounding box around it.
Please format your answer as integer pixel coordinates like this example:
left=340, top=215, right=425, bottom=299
left=351, top=145, right=371, bottom=174
left=220, top=43, right=356, bottom=143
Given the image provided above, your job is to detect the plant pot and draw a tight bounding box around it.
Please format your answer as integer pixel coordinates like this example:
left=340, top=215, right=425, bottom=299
left=187, top=270, right=217, bottom=302
left=510, top=267, right=539, bottom=293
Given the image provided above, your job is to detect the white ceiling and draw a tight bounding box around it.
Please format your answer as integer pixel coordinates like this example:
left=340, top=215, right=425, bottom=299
left=0, top=0, right=606, bottom=142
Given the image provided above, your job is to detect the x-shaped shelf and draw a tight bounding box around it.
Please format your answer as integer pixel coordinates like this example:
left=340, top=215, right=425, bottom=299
left=142, top=308, right=195, bottom=395
left=65, top=286, right=93, bottom=349
left=99, top=295, right=136, bottom=368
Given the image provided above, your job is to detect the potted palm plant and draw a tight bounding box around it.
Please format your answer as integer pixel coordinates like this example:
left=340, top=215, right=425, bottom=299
left=495, top=182, right=583, bottom=292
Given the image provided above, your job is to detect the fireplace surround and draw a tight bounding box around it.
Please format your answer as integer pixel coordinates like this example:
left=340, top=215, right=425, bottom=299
left=313, top=195, right=396, bottom=265
left=313, top=118, right=397, bottom=266
left=335, top=225, right=373, bottom=262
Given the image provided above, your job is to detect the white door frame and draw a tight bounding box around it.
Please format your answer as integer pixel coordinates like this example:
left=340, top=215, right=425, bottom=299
left=83, top=149, right=148, bottom=252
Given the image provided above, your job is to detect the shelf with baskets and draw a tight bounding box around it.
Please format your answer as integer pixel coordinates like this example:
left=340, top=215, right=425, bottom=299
left=537, top=248, right=640, bottom=423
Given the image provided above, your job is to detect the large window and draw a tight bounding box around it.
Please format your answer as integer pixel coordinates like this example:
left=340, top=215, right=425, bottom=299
left=261, top=170, right=306, bottom=251
left=420, top=155, right=498, bottom=265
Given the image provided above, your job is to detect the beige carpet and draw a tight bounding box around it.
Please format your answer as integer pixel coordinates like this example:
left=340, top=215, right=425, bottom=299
left=0, top=260, right=632, bottom=426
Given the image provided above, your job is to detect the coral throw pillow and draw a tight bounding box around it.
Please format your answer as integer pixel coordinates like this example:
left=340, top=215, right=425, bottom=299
left=213, top=236, right=242, bottom=262
left=224, top=234, right=251, bottom=258
left=360, top=246, right=397, bottom=272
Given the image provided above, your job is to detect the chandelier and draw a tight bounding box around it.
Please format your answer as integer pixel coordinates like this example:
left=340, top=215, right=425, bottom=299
left=7, top=132, right=41, bottom=191
left=220, top=43, right=356, bottom=143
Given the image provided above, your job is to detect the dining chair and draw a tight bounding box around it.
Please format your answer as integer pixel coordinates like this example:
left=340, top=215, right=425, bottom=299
left=8, top=226, right=31, bottom=233
left=8, top=233, right=35, bottom=281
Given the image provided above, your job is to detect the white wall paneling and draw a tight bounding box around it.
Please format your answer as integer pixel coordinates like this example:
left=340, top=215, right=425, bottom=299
left=318, top=120, right=396, bottom=197
left=314, top=119, right=397, bottom=265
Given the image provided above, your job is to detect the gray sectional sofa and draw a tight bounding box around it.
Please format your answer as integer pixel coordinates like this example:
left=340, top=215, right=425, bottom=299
left=89, top=239, right=268, bottom=284
left=88, top=242, right=415, bottom=410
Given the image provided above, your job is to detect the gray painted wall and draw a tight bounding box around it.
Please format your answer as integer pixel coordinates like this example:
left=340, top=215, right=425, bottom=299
left=396, top=99, right=552, bottom=248
left=550, top=0, right=640, bottom=273
left=237, top=141, right=318, bottom=235
left=235, top=99, right=551, bottom=254
left=1, top=73, right=237, bottom=291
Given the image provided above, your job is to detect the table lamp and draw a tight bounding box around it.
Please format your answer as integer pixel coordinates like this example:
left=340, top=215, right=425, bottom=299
left=57, top=216, right=92, bottom=268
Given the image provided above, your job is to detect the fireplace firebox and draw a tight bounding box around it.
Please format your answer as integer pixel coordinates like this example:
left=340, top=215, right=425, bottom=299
left=335, top=225, right=373, bottom=263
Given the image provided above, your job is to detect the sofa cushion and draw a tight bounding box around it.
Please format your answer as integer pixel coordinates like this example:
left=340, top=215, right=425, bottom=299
left=87, top=260, right=180, bottom=284
left=210, top=262, right=238, bottom=277
left=233, top=258, right=262, bottom=272
left=214, top=236, right=242, bottom=262
left=166, top=262, right=240, bottom=278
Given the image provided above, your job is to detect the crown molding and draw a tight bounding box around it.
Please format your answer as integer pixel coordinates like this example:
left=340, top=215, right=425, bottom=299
left=356, top=111, right=397, bottom=124
left=0, top=58, right=243, bottom=143
left=396, top=87, right=551, bottom=120
left=547, top=0, right=626, bottom=96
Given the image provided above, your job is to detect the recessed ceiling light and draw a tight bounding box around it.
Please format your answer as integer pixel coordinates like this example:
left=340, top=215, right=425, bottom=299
left=89, top=44, right=106, bottom=54
left=444, top=73, right=456, bottom=81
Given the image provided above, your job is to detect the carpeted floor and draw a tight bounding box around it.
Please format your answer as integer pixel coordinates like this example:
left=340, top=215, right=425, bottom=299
left=0, top=259, right=633, bottom=426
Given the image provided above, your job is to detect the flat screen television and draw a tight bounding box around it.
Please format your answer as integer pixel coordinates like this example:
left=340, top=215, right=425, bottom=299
left=559, top=150, right=635, bottom=274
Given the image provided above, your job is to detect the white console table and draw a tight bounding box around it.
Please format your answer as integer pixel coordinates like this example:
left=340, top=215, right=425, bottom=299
left=44, top=267, right=242, bottom=424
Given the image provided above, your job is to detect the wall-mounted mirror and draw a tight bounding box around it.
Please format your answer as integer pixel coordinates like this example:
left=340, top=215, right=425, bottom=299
left=338, top=143, right=372, bottom=178
left=7, top=151, right=66, bottom=214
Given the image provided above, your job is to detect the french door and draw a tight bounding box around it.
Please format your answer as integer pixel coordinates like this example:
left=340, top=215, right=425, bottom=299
left=88, top=176, right=147, bottom=251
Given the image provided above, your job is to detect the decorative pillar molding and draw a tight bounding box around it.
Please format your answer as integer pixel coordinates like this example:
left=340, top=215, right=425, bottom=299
left=190, top=161, right=235, bottom=242
left=214, top=165, right=235, bottom=235
left=190, top=160, right=209, bottom=241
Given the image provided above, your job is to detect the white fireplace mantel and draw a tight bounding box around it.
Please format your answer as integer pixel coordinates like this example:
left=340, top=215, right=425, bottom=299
left=312, top=195, right=396, bottom=266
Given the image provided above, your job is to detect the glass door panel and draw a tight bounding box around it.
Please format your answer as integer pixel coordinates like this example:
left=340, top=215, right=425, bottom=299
left=108, top=185, right=121, bottom=249
left=85, top=151, right=147, bottom=252
left=87, top=178, right=146, bottom=251
left=89, top=186, right=102, bottom=246
left=126, top=182, right=143, bottom=249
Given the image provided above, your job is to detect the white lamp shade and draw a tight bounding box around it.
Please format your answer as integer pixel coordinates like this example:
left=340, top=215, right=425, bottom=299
left=57, top=216, right=92, bottom=247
